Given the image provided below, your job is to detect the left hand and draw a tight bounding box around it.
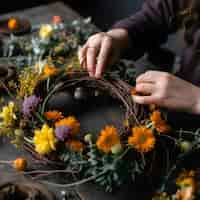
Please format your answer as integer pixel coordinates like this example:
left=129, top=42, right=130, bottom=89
left=132, top=71, right=200, bottom=114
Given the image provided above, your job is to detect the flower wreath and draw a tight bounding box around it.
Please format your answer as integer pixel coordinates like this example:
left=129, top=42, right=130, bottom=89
left=0, top=16, right=195, bottom=195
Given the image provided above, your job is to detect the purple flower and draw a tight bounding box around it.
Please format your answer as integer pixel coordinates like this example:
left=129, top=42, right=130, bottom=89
left=55, top=125, right=71, bottom=141
left=22, top=95, right=41, bottom=118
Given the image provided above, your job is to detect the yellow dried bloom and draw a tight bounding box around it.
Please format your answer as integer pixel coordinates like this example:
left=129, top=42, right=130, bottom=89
left=33, top=124, right=57, bottom=155
left=0, top=102, right=16, bottom=128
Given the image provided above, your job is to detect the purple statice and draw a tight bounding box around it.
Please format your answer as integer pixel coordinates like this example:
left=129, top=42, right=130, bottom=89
left=22, top=95, right=41, bottom=118
left=55, top=125, right=72, bottom=141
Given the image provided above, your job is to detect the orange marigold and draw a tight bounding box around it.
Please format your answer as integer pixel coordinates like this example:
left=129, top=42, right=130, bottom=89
left=150, top=110, right=171, bottom=133
left=66, top=140, right=84, bottom=152
left=43, top=65, right=58, bottom=77
left=13, top=157, right=27, bottom=171
left=128, top=126, right=155, bottom=153
left=55, top=116, right=80, bottom=135
left=8, top=18, right=18, bottom=30
left=44, top=111, right=63, bottom=121
left=96, top=126, right=120, bottom=153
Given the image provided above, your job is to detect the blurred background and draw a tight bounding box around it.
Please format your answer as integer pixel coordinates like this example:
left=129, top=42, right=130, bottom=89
left=0, top=0, right=142, bottom=30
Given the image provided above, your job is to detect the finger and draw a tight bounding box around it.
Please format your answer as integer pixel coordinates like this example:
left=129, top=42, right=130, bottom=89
left=78, top=45, right=87, bottom=68
left=86, top=47, right=98, bottom=76
left=95, top=36, right=112, bottom=78
left=135, top=82, right=155, bottom=95
left=132, top=95, right=155, bottom=105
left=136, top=70, right=160, bottom=83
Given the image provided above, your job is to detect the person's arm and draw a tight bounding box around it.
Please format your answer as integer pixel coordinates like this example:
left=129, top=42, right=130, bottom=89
left=112, top=0, right=185, bottom=60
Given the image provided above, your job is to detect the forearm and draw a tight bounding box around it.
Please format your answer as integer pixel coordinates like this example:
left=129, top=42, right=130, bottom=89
left=111, top=0, right=181, bottom=59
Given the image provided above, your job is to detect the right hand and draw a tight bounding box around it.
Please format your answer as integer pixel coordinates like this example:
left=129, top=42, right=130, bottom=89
left=78, top=28, right=130, bottom=78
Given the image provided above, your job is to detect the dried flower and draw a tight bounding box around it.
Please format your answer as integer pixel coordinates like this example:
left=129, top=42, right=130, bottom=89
left=128, top=126, right=155, bottom=153
left=55, top=116, right=80, bottom=135
left=150, top=110, right=171, bottom=133
left=33, top=124, right=57, bottom=155
left=8, top=18, right=18, bottom=30
left=22, top=95, right=40, bottom=118
left=39, top=24, right=53, bottom=39
left=13, top=157, right=27, bottom=171
left=44, top=111, right=63, bottom=121
left=52, top=16, right=62, bottom=24
left=66, top=140, right=84, bottom=152
left=18, top=68, right=41, bottom=97
left=96, top=126, right=121, bottom=153
left=55, top=125, right=71, bottom=141
left=43, top=64, right=58, bottom=77
left=0, top=102, right=16, bottom=128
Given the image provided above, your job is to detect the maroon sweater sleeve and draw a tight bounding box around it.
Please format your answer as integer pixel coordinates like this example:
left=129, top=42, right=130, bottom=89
left=112, top=0, right=185, bottom=59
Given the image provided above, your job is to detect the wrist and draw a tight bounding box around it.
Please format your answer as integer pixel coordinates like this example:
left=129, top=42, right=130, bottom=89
left=106, top=28, right=130, bottom=50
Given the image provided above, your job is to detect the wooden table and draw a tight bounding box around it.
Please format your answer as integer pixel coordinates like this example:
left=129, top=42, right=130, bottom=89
left=0, top=2, right=148, bottom=199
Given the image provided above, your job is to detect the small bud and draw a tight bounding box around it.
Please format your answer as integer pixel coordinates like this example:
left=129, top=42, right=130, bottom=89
left=84, top=134, right=93, bottom=143
left=13, top=157, right=27, bottom=171
left=179, top=141, right=192, bottom=152
left=111, top=143, right=123, bottom=155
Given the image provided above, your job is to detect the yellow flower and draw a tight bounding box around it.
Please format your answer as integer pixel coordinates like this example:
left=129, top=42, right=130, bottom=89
left=128, top=126, right=155, bottom=153
left=55, top=116, right=80, bottom=135
left=44, top=111, right=63, bottom=121
left=66, top=140, right=84, bottom=152
left=150, top=110, right=171, bottom=133
left=33, top=124, right=57, bottom=155
left=0, top=102, right=16, bottom=127
left=96, top=126, right=121, bottom=153
left=43, top=64, right=58, bottom=77
left=39, top=24, right=53, bottom=39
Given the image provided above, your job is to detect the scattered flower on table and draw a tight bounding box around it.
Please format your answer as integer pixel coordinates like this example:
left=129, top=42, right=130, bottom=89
left=13, top=157, right=27, bottom=171
left=128, top=126, right=155, bottom=153
left=33, top=124, right=57, bottom=155
left=8, top=18, right=18, bottom=30
left=22, top=95, right=41, bottom=118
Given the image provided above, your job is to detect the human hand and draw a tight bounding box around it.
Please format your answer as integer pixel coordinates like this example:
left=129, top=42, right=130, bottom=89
left=132, top=71, right=200, bottom=114
left=78, top=28, right=129, bottom=78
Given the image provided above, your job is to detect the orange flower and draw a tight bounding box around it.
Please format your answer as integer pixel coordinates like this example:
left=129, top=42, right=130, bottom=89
left=96, top=126, right=120, bottom=153
left=55, top=116, right=80, bottom=135
left=44, top=111, right=63, bottom=121
left=150, top=110, right=171, bottom=133
left=128, top=126, right=155, bottom=153
left=66, top=140, right=84, bottom=152
left=52, top=15, right=62, bottom=24
left=8, top=18, right=18, bottom=30
left=43, top=65, right=58, bottom=77
left=13, top=157, right=27, bottom=171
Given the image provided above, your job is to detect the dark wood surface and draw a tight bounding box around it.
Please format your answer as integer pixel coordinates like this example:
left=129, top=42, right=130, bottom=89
left=0, top=2, right=145, bottom=200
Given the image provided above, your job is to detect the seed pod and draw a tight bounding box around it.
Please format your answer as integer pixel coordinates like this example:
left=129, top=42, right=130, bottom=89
left=74, top=87, right=88, bottom=101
